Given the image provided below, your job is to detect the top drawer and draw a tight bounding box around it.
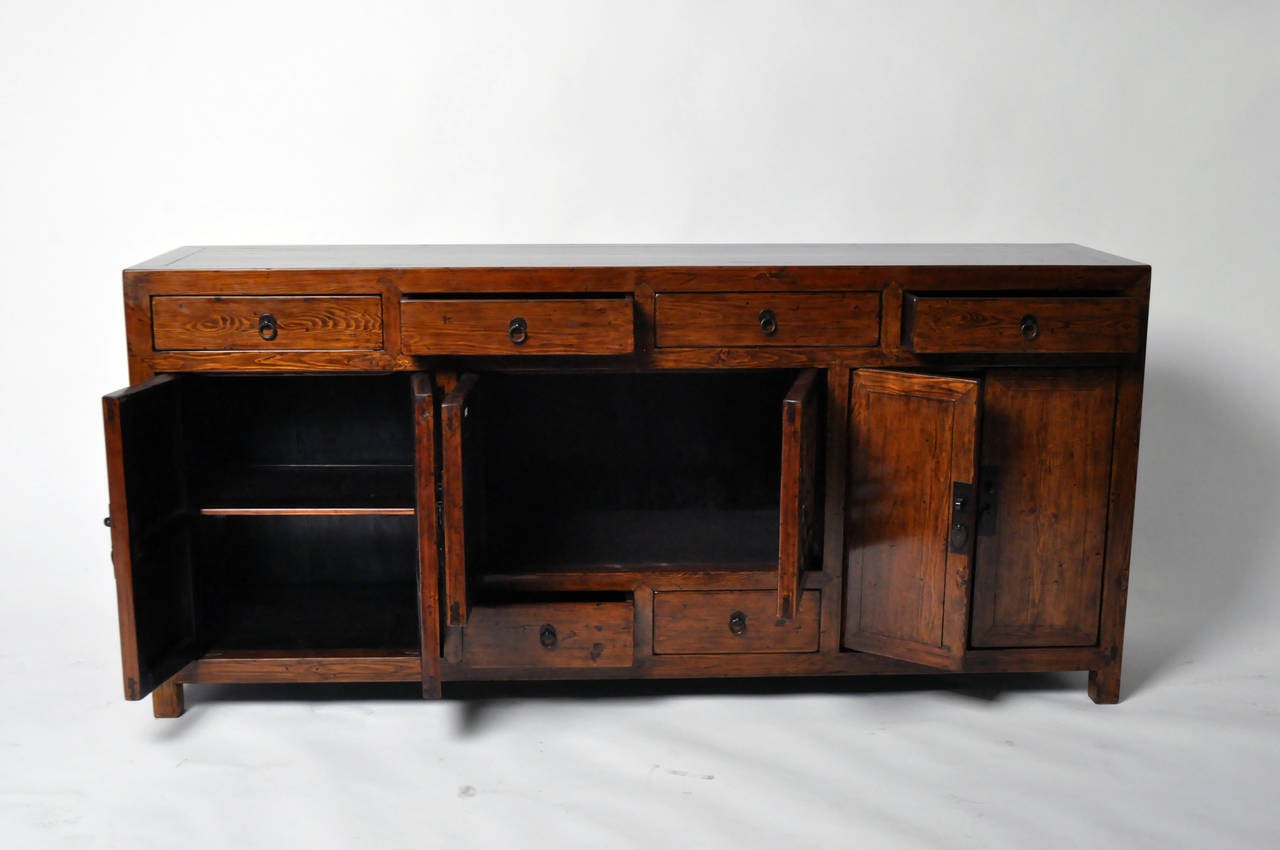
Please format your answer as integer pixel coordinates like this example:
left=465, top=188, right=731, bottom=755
left=151, top=296, right=383, bottom=351
left=902, top=295, right=1145, bottom=354
left=400, top=297, right=634, bottom=355
left=655, top=291, right=880, bottom=348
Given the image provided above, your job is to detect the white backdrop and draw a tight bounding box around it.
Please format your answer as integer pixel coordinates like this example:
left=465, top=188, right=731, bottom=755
left=2, top=2, right=1278, bottom=848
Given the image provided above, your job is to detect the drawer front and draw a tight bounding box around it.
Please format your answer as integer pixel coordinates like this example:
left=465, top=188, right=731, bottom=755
left=462, top=602, right=635, bottom=668
left=903, top=296, right=1144, bottom=354
left=655, top=292, right=880, bottom=348
left=400, top=298, right=634, bottom=355
left=653, top=590, right=820, bottom=654
left=152, top=296, right=383, bottom=351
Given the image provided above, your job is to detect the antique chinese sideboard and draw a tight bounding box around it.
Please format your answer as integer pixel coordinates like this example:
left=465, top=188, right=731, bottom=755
left=102, top=244, right=1148, bottom=716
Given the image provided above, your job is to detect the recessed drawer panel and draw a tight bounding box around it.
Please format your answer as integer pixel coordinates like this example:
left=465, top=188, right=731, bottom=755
left=152, top=296, right=383, bottom=352
left=903, top=295, right=1144, bottom=354
left=400, top=298, right=634, bottom=355
left=653, top=590, right=820, bottom=654
left=462, top=602, right=635, bottom=668
left=655, top=292, right=880, bottom=348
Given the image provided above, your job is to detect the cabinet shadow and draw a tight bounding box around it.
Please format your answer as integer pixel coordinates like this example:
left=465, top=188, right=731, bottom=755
left=1119, top=359, right=1278, bottom=697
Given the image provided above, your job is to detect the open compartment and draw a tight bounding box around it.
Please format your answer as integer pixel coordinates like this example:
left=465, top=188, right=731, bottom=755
left=103, top=373, right=422, bottom=699
left=439, top=369, right=825, bottom=622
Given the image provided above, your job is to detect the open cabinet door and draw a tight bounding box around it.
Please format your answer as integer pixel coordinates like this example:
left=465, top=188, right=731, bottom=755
left=412, top=373, right=443, bottom=696
left=102, top=375, right=199, bottom=699
left=440, top=373, right=481, bottom=627
left=843, top=370, right=979, bottom=670
left=777, top=368, right=820, bottom=620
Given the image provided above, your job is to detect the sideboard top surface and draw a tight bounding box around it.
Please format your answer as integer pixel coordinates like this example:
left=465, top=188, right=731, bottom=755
left=129, top=243, right=1146, bottom=272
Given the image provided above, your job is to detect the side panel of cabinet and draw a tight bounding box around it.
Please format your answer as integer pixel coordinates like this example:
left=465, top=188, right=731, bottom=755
left=843, top=370, right=979, bottom=670
left=102, top=375, right=200, bottom=699
left=970, top=370, right=1117, bottom=647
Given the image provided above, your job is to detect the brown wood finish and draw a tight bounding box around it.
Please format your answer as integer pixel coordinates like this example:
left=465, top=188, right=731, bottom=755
left=654, top=590, right=820, bottom=654
left=843, top=370, right=979, bottom=670
left=179, top=650, right=422, bottom=683
left=777, top=369, right=820, bottom=619
left=440, top=373, right=479, bottom=627
left=971, top=370, right=1117, bottom=647
left=903, top=295, right=1144, bottom=354
left=400, top=297, right=634, bottom=355
left=654, top=292, right=880, bottom=348
left=460, top=603, right=635, bottom=668
left=151, top=295, right=383, bottom=351
left=106, top=245, right=1149, bottom=712
left=412, top=373, right=442, bottom=698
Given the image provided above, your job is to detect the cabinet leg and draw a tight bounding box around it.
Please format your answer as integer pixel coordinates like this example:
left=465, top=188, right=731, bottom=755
left=152, top=680, right=185, bottom=718
left=1088, top=664, right=1122, bottom=704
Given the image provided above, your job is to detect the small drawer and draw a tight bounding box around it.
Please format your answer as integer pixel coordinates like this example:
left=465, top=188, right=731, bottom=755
left=400, top=297, right=634, bottom=355
left=653, top=590, right=820, bottom=655
left=655, top=292, right=880, bottom=348
left=903, top=295, right=1144, bottom=354
left=462, top=602, right=635, bottom=668
left=151, top=296, right=383, bottom=351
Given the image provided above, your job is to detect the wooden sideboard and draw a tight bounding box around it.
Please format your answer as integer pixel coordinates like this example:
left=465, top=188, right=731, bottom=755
left=102, top=244, right=1149, bottom=717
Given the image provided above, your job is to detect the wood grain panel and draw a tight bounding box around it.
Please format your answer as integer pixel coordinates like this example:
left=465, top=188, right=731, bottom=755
left=654, top=590, right=820, bottom=654
left=400, top=298, right=634, bottom=355
left=778, top=369, right=820, bottom=619
left=843, top=370, right=979, bottom=670
left=903, top=296, right=1144, bottom=354
left=152, top=296, right=382, bottom=351
left=179, top=649, right=422, bottom=683
left=413, top=373, right=443, bottom=698
left=655, top=292, right=879, bottom=348
left=462, top=602, right=635, bottom=668
left=440, top=374, right=479, bottom=626
left=971, top=370, right=1116, bottom=647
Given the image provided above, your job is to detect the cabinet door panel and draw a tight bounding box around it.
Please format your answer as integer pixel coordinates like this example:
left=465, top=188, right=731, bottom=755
left=971, top=370, right=1116, bottom=647
left=102, top=375, right=199, bottom=699
left=777, top=368, right=821, bottom=619
left=440, top=373, right=481, bottom=626
left=843, top=370, right=979, bottom=670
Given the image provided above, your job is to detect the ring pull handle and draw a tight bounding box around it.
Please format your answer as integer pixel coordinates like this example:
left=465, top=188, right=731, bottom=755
left=758, top=309, right=778, bottom=337
left=539, top=623, right=558, bottom=648
left=1019, top=314, right=1040, bottom=341
left=728, top=611, right=748, bottom=637
left=258, top=313, right=278, bottom=341
left=509, top=316, right=529, bottom=345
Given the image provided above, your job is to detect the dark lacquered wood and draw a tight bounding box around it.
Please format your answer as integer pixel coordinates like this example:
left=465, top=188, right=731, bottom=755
left=778, top=369, right=820, bottom=618
left=440, top=374, right=479, bottom=627
left=179, top=649, right=422, bottom=683
left=843, top=370, right=979, bottom=670
left=903, top=296, right=1145, bottom=354
left=102, top=375, right=198, bottom=700
left=412, top=374, right=442, bottom=698
left=654, top=292, right=880, bottom=348
left=461, top=603, right=635, bottom=668
left=971, top=370, right=1116, bottom=647
left=400, top=297, right=634, bottom=355
left=152, top=295, right=383, bottom=351
left=653, top=590, right=820, bottom=655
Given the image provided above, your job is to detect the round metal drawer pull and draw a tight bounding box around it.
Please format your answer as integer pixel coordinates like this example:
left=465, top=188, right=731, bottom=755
left=539, top=623, right=558, bottom=648
left=1019, top=314, right=1040, bottom=341
left=258, top=313, right=278, bottom=341
left=758, top=309, right=778, bottom=336
left=728, top=611, right=748, bottom=636
left=509, top=317, right=529, bottom=344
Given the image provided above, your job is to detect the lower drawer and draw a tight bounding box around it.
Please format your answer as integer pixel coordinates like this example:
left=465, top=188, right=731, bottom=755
left=462, top=602, right=635, bottom=668
left=653, top=590, right=820, bottom=654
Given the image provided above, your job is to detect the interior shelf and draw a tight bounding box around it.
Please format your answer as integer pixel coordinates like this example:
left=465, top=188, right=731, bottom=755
left=196, top=464, right=416, bottom=515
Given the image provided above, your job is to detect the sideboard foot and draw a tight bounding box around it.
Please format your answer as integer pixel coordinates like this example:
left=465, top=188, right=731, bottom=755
left=1088, top=665, right=1122, bottom=704
left=152, top=680, right=185, bottom=718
